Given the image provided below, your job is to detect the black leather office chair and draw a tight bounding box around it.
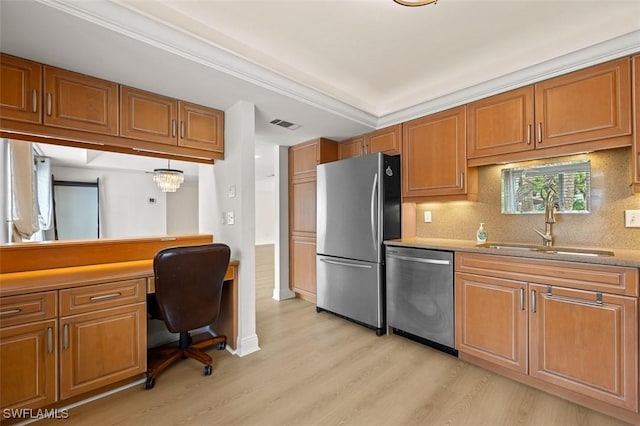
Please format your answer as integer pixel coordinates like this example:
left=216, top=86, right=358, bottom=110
left=144, top=243, right=230, bottom=390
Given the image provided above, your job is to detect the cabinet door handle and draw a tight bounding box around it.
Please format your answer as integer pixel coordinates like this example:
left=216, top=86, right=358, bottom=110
left=460, top=173, right=464, bottom=189
left=32, top=89, right=38, bottom=113
left=46, top=93, right=52, bottom=116
left=546, top=286, right=603, bottom=307
left=47, top=327, right=53, bottom=353
left=89, top=292, right=122, bottom=301
left=0, top=308, right=21, bottom=316
left=63, top=323, right=69, bottom=349
left=536, top=122, right=542, bottom=143
left=180, top=121, right=185, bottom=139
left=519, top=288, right=525, bottom=311
left=171, top=119, right=176, bottom=138
left=531, top=290, right=537, bottom=313
left=526, top=124, right=531, bottom=145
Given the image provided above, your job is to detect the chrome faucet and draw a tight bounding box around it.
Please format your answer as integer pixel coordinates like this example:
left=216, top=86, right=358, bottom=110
left=534, top=179, right=559, bottom=247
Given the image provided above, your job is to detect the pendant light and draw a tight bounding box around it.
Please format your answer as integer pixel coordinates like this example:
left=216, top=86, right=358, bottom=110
left=393, top=0, right=438, bottom=6
left=153, top=160, right=184, bottom=192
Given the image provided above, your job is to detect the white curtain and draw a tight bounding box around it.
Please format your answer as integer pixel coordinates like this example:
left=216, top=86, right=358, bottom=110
left=35, top=156, right=53, bottom=231
left=9, top=140, right=39, bottom=241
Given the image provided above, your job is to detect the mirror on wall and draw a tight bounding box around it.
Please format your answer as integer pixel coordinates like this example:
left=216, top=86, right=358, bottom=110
left=501, top=159, right=591, bottom=215
left=1, top=139, right=200, bottom=244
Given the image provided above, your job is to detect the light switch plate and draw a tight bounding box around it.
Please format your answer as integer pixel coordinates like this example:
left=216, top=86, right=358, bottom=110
left=228, top=185, right=236, bottom=198
left=227, top=211, right=235, bottom=225
left=625, top=210, right=640, bottom=228
left=423, top=211, right=432, bottom=223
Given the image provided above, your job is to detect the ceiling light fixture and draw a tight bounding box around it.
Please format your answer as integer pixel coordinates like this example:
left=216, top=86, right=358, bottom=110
left=153, top=160, right=184, bottom=192
left=393, top=0, right=438, bottom=6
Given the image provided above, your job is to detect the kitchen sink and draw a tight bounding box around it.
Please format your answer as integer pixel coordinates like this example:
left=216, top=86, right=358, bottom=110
left=476, top=242, right=614, bottom=257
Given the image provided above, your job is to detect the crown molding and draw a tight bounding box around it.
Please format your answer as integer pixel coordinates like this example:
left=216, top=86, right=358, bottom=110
left=37, top=0, right=378, bottom=128
left=378, top=30, right=640, bottom=128
left=31, top=2, right=640, bottom=132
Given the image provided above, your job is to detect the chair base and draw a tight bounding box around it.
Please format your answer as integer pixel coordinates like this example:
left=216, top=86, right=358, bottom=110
left=145, top=330, right=226, bottom=389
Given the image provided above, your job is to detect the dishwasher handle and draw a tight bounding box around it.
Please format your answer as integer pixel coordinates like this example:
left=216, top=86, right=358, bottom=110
left=387, top=253, right=451, bottom=265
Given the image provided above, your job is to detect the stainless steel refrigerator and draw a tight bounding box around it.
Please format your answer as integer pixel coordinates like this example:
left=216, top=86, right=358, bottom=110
left=316, top=153, right=401, bottom=335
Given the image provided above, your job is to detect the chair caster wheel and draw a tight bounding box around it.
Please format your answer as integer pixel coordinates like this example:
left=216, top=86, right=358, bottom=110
left=316, top=307, right=321, bottom=313
left=217, top=341, right=226, bottom=350
left=203, top=365, right=213, bottom=376
left=144, top=377, right=155, bottom=390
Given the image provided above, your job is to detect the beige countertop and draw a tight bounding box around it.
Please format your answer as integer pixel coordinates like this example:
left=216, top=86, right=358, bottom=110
left=385, top=237, right=640, bottom=268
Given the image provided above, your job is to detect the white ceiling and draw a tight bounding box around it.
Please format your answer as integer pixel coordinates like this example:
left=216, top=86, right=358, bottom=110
left=1, top=0, right=639, bottom=177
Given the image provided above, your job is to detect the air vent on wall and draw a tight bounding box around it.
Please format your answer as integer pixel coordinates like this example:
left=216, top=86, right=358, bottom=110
left=269, top=118, right=301, bottom=130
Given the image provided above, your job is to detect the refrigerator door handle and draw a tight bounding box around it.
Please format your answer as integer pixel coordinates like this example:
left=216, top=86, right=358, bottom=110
left=370, top=172, right=378, bottom=247
left=320, top=258, right=373, bottom=269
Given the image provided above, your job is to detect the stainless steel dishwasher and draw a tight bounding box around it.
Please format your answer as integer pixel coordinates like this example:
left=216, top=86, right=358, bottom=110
left=386, top=246, right=456, bottom=355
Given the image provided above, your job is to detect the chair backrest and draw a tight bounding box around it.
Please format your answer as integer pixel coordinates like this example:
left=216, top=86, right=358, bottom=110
left=153, top=243, right=231, bottom=333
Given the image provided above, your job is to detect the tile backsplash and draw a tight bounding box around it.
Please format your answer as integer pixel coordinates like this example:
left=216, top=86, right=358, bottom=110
left=415, top=147, right=640, bottom=250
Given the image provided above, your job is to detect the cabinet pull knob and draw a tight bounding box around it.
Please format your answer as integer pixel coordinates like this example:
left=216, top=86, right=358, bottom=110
left=0, top=308, right=21, bottom=316
left=537, top=122, right=542, bottom=143
left=32, top=89, right=38, bottom=113
left=47, top=327, right=53, bottom=353
left=545, top=286, right=603, bottom=307
left=171, top=119, right=176, bottom=138
left=180, top=121, right=185, bottom=139
left=46, top=93, right=52, bottom=116
left=90, top=292, right=122, bottom=301
left=531, top=290, right=537, bottom=313
left=519, top=288, right=525, bottom=311
left=526, top=124, right=531, bottom=145
left=63, top=324, right=69, bottom=350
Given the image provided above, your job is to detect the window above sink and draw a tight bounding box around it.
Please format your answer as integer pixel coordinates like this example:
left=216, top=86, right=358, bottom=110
left=501, top=159, right=591, bottom=215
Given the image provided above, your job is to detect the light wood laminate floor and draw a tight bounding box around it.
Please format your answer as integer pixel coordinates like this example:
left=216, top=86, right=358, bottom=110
left=38, top=245, right=628, bottom=425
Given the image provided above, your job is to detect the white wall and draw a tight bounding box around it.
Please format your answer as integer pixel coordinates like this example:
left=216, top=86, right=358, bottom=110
left=199, top=100, right=259, bottom=357
left=255, top=177, right=276, bottom=245
left=51, top=166, right=167, bottom=238
left=167, top=183, right=198, bottom=235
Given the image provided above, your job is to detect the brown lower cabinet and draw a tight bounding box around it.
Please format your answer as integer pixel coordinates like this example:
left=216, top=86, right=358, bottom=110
left=0, top=291, right=57, bottom=411
left=290, top=235, right=317, bottom=301
left=0, top=280, right=147, bottom=411
left=455, top=252, right=639, bottom=421
left=0, top=319, right=57, bottom=410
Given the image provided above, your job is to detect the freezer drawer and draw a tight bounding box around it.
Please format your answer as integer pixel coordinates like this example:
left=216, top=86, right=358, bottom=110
left=316, top=255, right=383, bottom=331
left=386, top=247, right=455, bottom=350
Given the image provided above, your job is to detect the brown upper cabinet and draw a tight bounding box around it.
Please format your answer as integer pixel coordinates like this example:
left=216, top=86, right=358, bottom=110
left=338, top=135, right=365, bottom=159
left=44, top=66, right=119, bottom=136
left=120, top=87, right=224, bottom=154
left=0, top=53, right=224, bottom=163
left=177, top=101, right=224, bottom=153
left=468, top=57, right=632, bottom=165
left=402, top=106, right=477, bottom=201
left=0, top=54, right=42, bottom=124
left=633, top=54, right=640, bottom=193
left=338, top=124, right=401, bottom=160
left=120, top=87, right=177, bottom=145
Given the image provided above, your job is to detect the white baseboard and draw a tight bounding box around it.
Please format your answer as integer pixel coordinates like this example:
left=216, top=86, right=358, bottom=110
left=235, top=333, right=260, bottom=357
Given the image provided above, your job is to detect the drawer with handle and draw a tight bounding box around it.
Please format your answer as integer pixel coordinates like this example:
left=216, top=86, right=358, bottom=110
left=0, top=291, right=57, bottom=328
left=59, top=279, right=146, bottom=316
